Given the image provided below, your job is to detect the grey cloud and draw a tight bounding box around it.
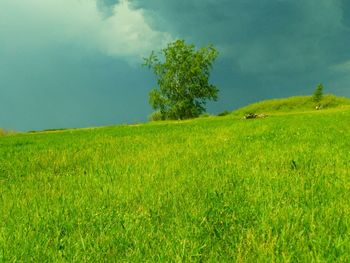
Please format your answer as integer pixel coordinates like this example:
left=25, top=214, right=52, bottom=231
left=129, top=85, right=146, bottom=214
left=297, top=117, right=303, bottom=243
left=132, top=0, right=349, bottom=73
left=96, top=0, right=119, bottom=16
left=1, top=0, right=349, bottom=131
left=0, top=46, right=154, bottom=131
left=0, top=0, right=171, bottom=59
left=130, top=0, right=350, bottom=101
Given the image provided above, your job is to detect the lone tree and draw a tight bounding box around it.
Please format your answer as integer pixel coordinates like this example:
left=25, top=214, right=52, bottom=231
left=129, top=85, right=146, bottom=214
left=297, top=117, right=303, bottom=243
left=144, top=39, right=219, bottom=120
left=313, top=83, right=324, bottom=106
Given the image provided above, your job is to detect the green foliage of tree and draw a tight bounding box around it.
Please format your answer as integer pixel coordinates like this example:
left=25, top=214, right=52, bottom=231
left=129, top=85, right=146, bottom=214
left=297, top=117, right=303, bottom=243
left=313, top=83, right=324, bottom=104
left=144, top=39, right=219, bottom=120
left=148, top=111, right=164, bottom=122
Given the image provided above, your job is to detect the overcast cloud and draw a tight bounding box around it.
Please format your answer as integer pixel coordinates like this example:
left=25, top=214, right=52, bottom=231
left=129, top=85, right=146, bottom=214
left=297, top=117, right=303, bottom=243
left=0, top=0, right=171, bottom=58
left=0, top=0, right=349, bottom=131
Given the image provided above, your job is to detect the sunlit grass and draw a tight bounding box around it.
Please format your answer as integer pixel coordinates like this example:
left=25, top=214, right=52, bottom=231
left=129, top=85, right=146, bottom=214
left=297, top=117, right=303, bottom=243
left=1, top=107, right=350, bottom=261
left=232, top=94, right=350, bottom=116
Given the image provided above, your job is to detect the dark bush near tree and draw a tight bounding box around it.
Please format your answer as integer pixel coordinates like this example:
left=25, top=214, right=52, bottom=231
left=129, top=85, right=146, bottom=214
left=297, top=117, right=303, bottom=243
left=217, top=110, right=230, bottom=117
left=148, top=111, right=163, bottom=122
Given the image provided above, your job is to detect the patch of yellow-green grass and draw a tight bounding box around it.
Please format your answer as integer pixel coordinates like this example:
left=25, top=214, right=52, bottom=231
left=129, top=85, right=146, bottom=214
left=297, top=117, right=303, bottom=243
left=1, top=108, right=350, bottom=261
left=0, top=128, right=16, bottom=137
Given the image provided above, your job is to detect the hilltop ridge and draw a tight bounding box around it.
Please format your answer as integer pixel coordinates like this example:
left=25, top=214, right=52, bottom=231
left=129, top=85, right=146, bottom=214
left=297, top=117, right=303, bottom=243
left=231, top=94, right=350, bottom=116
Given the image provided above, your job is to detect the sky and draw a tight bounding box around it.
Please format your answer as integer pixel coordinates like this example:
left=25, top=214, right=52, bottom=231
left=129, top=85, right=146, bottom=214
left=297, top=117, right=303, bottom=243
left=1, top=0, right=350, bottom=131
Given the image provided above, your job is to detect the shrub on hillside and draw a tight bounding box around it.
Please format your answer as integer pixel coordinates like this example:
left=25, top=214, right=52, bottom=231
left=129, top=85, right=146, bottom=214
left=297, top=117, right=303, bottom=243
left=217, top=110, right=230, bottom=116
left=148, top=111, right=164, bottom=122
left=313, top=84, right=324, bottom=107
left=199, top=113, right=210, bottom=118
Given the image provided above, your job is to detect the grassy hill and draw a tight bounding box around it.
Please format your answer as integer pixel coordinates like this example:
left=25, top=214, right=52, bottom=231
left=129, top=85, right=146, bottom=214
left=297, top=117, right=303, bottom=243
left=232, top=94, right=350, bottom=116
left=1, top=98, right=350, bottom=261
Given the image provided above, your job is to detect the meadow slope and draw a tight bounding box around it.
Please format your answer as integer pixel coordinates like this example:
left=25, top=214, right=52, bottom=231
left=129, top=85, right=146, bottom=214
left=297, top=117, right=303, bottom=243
left=1, top=108, right=350, bottom=261
left=232, top=94, right=350, bottom=116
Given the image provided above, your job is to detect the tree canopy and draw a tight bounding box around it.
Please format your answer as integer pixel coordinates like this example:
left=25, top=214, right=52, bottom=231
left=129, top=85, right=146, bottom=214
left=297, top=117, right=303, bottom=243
left=144, top=39, right=219, bottom=120
left=313, top=83, right=324, bottom=105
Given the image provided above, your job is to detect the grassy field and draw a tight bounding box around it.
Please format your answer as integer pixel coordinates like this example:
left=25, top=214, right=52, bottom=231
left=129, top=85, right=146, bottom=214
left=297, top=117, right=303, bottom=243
left=1, top=101, right=350, bottom=261
left=232, top=94, right=350, bottom=116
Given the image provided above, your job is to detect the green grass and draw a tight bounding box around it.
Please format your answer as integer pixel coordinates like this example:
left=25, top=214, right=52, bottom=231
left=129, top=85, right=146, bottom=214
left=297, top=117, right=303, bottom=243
left=232, top=94, right=350, bottom=116
left=0, top=129, right=9, bottom=137
left=0, top=129, right=16, bottom=137
left=1, top=106, right=350, bottom=261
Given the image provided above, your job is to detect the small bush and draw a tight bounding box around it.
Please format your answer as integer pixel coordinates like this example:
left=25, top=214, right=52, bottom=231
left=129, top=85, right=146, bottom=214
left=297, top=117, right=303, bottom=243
left=217, top=110, right=230, bottom=117
left=199, top=113, right=210, bottom=118
left=148, top=111, right=164, bottom=122
left=313, top=84, right=324, bottom=105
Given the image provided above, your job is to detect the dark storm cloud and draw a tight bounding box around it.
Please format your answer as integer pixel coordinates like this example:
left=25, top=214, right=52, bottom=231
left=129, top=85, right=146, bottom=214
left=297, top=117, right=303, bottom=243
left=0, top=0, right=349, bottom=131
left=0, top=0, right=168, bottom=131
left=132, top=0, right=349, bottom=71
left=0, top=45, right=153, bottom=131
left=129, top=0, right=350, bottom=109
left=97, top=0, right=119, bottom=15
left=341, top=0, right=350, bottom=26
